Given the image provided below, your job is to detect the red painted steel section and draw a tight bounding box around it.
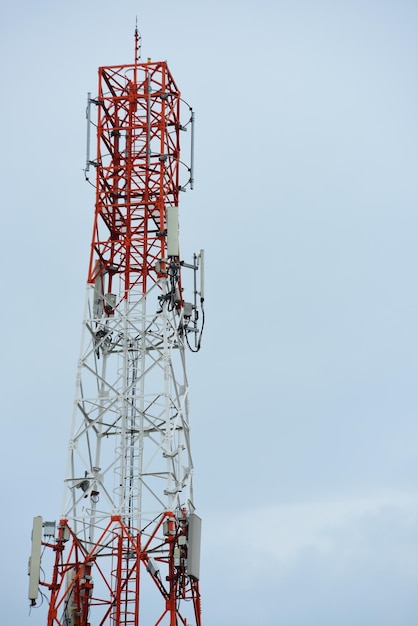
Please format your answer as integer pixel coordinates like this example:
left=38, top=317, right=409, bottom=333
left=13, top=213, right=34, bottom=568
left=42, top=516, right=202, bottom=626
left=88, top=54, right=181, bottom=301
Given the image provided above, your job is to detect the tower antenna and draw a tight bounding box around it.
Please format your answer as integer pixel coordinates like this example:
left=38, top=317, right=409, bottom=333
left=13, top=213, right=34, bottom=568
left=28, top=32, right=204, bottom=626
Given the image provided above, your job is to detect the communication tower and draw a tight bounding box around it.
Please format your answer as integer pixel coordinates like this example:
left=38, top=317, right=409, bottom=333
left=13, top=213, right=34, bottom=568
left=28, top=30, right=204, bottom=626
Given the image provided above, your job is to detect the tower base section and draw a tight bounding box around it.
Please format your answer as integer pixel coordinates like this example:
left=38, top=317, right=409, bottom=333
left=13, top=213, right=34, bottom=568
left=42, top=514, right=202, bottom=626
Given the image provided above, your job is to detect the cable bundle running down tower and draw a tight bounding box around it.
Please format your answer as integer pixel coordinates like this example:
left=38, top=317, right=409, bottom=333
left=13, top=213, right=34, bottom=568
left=28, top=31, right=204, bottom=626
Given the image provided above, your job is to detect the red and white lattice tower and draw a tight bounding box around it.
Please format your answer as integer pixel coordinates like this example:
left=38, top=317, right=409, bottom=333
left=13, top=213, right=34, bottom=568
left=28, top=30, right=204, bottom=626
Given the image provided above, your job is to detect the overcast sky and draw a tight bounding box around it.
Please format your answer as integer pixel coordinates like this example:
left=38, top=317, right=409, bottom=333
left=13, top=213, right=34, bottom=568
left=1, top=1, right=418, bottom=624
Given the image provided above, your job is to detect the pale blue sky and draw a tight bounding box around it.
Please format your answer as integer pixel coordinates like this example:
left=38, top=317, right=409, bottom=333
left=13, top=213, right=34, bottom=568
left=1, top=1, right=418, bottom=624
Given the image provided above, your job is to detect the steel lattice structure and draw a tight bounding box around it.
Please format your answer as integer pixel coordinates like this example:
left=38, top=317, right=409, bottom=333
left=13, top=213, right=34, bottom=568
left=28, top=32, right=203, bottom=626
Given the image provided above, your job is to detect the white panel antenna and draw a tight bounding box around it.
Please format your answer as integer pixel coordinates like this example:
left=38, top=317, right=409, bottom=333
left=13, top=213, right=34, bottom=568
left=28, top=516, right=43, bottom=605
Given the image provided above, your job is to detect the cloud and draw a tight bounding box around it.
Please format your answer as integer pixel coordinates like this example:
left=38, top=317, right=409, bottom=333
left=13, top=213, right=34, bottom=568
left=202, top=490, right=418, bottom=586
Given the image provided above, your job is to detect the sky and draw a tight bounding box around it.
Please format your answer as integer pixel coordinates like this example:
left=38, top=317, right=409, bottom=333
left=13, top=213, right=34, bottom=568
left=1, top=0, right=418, bottom=624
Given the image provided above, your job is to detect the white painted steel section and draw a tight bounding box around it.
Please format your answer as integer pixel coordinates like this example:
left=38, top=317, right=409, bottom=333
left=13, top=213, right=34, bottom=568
left=62, top=275, right=194, bottom=549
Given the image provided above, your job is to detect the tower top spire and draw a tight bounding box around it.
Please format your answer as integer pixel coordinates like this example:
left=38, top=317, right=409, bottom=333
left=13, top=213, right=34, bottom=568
left=135, top=18, right=141, bottom=62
